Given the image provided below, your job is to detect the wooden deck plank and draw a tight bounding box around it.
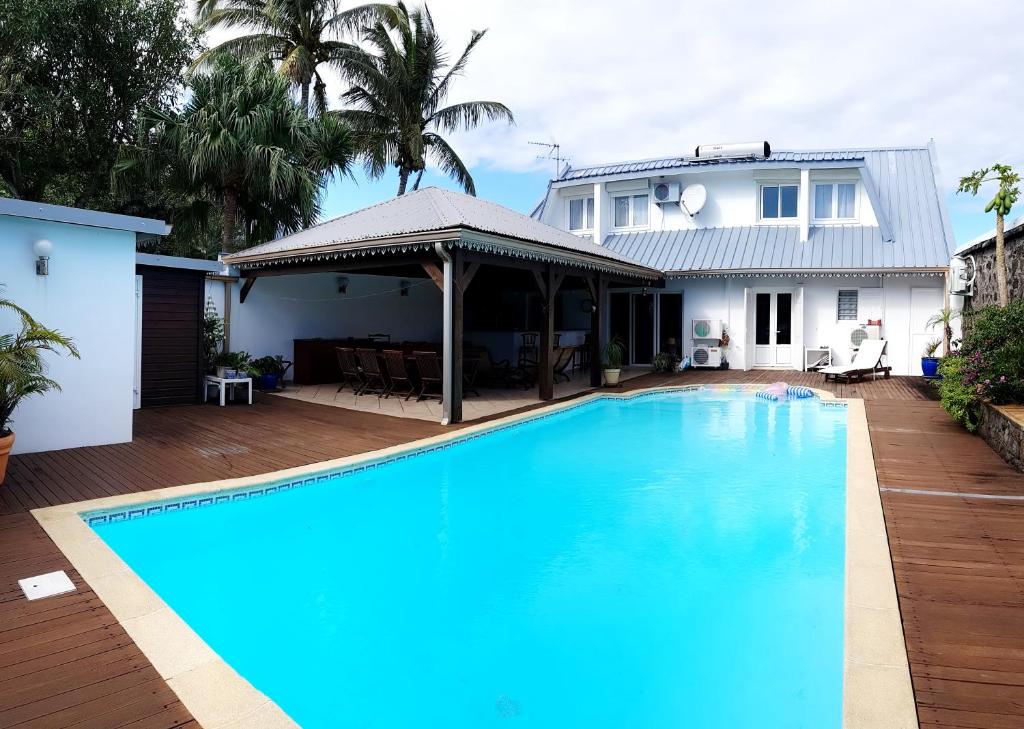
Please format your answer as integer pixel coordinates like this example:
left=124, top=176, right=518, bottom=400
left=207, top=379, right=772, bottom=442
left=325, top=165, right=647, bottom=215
left=0, top=375, right=1020, bottom=727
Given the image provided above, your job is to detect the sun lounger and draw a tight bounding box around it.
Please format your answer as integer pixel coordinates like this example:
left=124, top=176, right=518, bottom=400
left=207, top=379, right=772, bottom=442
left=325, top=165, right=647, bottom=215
left=820, top=339, right=891, bottom=383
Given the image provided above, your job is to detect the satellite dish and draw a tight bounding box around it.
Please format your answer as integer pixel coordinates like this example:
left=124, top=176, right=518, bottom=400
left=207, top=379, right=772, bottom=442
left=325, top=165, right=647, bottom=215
left=680, top=184, right=707, bottom=216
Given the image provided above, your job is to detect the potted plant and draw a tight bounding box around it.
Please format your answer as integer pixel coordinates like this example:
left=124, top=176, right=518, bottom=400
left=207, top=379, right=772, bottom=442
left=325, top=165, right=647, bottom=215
left=213, top=351, right=252, bottom=379
left=921, top=338, right=942, bottom=378
left=651, top=351, right=679, bottom=374
left=602, top=336, right=625, bottom=386
left=1, top=296, right=79, bottom=484
left=921, top=339, right=942, bottom=378
left=252, top=355, right=288, bottom=391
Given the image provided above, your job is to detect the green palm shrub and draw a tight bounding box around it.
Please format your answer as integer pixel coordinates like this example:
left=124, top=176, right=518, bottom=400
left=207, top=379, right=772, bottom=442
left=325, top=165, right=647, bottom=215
left=115, top=54, right=355, bottom=253
left=0, top=296, right=80, bottom=436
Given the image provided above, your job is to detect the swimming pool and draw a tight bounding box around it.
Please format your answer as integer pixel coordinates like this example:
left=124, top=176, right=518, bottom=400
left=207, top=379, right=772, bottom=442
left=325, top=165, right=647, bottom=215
left=89, top=389, right=847, bottom=728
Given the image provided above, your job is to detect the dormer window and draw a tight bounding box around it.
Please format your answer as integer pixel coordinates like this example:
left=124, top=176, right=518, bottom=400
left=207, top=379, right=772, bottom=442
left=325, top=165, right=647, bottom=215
left=612, top=194, right=649, bottom=228
left=760, top=184, right=798, bottom=220
left=568, top=195, right=594, bottom=231
left=814, top=182, right=857, bottom=221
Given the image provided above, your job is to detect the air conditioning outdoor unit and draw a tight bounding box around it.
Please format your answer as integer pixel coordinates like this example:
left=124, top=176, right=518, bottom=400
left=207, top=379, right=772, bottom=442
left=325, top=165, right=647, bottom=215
left=849, top=325, right=881, bottom=348
left=692, top=318, right=723, bottom=340
left=651, top=182, right=681, bottom=205
left=691, top=345, right=722, bottom=368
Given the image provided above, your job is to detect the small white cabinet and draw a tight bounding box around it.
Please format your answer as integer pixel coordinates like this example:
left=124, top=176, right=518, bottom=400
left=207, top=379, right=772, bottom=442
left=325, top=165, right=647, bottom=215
left=804, top=347, right=832, bottom=371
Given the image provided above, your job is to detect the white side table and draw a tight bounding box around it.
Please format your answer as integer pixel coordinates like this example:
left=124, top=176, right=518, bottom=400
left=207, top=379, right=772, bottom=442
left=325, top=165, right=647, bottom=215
left=804, top=347, right=832, bottom=372
left=205, top=376, right=253, bottom=406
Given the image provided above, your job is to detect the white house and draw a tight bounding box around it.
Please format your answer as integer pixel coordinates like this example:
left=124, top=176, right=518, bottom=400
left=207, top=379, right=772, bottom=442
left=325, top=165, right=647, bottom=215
left=532, top=142, right=956, bottom=375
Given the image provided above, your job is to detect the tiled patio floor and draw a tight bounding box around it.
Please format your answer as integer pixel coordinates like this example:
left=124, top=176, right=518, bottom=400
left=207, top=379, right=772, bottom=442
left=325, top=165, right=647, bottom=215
left=272, top=367, right=647, bottom=421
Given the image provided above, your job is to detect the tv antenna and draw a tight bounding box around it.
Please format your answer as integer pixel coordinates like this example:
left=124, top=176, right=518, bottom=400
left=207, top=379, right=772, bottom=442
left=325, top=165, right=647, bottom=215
left=529, top=140, right=569, bottom=178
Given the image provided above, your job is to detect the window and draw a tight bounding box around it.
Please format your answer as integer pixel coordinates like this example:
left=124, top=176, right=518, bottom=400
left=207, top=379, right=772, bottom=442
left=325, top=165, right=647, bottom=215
left=568, top=196, right=594, bottom=231
left=760, top=184, right=798, bottom=219
left=814, top=182, right=857, bottom=220
left=612, top=194, right=649, bottom=228
left=837, top=289, right=858, bottom=320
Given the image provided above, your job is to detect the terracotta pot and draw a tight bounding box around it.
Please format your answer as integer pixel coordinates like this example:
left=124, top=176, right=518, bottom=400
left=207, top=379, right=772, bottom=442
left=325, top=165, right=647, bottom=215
left=0, top=430, right=14, bottom=485
left=603, top=368, right=622, bottom=386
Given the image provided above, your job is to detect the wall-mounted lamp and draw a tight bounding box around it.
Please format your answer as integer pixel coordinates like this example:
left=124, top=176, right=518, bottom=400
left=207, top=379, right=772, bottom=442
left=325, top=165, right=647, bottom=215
left=337, top=276, right=349, bottom=294
left=34, top=239, right=52, bottom=276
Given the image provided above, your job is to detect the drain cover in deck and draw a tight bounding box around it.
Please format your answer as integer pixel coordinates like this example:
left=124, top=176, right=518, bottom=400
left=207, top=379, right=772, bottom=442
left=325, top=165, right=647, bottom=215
left=19, top=570, right=76, bottom=600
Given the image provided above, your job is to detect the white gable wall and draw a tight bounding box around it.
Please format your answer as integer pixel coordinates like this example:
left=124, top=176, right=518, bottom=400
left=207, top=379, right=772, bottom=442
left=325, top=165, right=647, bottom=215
left=543, top=166, right=878, bottom=235
left=0, top=215, right=136, bottom=454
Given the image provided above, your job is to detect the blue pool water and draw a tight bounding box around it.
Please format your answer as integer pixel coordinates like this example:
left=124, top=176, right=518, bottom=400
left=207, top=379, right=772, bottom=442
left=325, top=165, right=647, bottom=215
left=92, top=390, right=847, bottom=728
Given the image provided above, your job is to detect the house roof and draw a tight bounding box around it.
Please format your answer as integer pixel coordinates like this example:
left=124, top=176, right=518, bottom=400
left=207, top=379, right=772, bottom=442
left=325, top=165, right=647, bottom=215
left=0, top=197, right=170, bottom=236
left=558, top=149, right=869, bottom=181
left=604, top=225, right=949, bottom=275
left=224, top=187, right=658, bottom=278
left=553, top=145, right=955, bottom=273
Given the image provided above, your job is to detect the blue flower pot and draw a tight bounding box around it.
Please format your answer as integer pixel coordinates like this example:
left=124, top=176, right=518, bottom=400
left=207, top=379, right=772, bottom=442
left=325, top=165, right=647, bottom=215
left=921, top=357, right=940, bottom=379
left=258, top=373, right=279, bottom=391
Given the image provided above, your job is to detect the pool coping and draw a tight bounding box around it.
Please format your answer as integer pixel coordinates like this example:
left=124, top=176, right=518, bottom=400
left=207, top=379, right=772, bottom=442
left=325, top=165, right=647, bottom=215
left=31, top=384, right=917, bottom=729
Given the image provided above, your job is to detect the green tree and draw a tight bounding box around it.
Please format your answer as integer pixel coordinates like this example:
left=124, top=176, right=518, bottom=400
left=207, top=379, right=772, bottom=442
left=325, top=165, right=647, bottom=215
left=194, top=0, right=388, bottom=116
left=115, top=54, right=355, bottom=253
left=0, top=0, right=198, bottom=207
left=958, top=163, right=1020, bottom=307
left=337, top=2, right=514, bottom=196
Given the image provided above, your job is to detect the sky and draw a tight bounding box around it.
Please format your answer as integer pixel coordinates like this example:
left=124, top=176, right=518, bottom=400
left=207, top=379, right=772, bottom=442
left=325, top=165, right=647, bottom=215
left=204, top=0, right=1024, bottom=247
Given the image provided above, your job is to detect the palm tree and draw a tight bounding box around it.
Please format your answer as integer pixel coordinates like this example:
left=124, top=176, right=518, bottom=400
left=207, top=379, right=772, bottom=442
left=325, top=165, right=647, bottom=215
left=115, top=54, right=354, bottom=252
left=959, top=164, right=1021, bottom=307
left=194, top=0, right=389, bottom=115
left=925, top=307, right=961, bottom=355
left=337, top=2, right=514, bottom=196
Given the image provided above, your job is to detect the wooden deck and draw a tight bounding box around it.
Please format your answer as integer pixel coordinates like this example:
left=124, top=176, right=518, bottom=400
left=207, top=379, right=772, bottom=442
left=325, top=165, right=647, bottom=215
left=1, top=372, right=1021, bottom=728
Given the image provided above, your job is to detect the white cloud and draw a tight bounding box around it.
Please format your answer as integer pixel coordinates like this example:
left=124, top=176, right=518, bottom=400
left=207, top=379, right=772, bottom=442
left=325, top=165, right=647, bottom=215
left=201, top=0, right=1024, bottom=196
left=419, top=0, right=1024, bottom=190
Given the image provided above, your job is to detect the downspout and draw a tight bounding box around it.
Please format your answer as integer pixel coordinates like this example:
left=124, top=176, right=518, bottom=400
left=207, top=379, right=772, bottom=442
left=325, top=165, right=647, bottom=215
left=434, top=242, right=454, bottom=425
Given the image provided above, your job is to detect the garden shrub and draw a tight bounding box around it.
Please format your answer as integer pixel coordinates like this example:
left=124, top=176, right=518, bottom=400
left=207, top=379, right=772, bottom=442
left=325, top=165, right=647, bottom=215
left=937, top=355, right=981, bottom=432
left=939, top=300, right=1024, bottom=431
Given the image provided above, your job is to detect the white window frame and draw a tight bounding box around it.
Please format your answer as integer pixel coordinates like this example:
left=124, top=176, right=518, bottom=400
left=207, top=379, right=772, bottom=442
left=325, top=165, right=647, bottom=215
left=812, top=181, right=859, bottom=223
left=837, top=289, right=859, bottom=321
left=610, top=193, right=650, bottom=230
left=566, top=195, right=594, bottom=232
left=757, top=182, right=800, bottom=223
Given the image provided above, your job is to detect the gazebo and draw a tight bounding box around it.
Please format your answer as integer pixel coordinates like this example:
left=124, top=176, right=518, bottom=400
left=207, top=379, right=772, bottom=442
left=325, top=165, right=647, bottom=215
left=223, top=187, right=659, bottom=424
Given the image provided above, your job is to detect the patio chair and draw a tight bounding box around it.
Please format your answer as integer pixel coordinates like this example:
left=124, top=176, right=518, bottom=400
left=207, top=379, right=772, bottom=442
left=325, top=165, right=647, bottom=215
left=469, top=346, right=513, bottom=387
left=382, top=349, right=414, bottom=400
left=335, top=347, right=364, bottom=394
left=355, top=348, right=387, bottom=396
left=552, top=346, right=575, bottom=383
left=519, top=332, right=539, bottom=367
left=463, top=354, right=480, bottom=398
left=821, top=339, right=891, bottom=383
left=413, top=351, right=443, bottom=401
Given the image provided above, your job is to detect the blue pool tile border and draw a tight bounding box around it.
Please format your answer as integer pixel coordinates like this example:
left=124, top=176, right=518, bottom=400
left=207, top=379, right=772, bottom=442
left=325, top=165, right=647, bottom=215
left=81, top=385, right=846, bottom=527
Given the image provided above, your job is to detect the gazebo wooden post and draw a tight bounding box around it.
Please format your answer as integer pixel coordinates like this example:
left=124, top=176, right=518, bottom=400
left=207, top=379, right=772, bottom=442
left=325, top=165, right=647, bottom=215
left=588, top=274, right=607, bottom=387
left=535, top=265, right=564, bottom=401
left=439, top=246, right=463, bottom=425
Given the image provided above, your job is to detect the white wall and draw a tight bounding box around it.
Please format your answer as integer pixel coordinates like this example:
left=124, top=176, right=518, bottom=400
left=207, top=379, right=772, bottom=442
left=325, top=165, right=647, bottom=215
left=655, top=274, right=946, bottom=375
left=207, top=272, right=443, bottom=363
left=1, top=215, right=136, bottom=454
left=541, top=166, right=878, bottom=236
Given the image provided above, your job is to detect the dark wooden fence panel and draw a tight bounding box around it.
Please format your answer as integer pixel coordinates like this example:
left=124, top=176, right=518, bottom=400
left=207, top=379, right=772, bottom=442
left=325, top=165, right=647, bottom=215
left=138, top=265, right=204, bottom=407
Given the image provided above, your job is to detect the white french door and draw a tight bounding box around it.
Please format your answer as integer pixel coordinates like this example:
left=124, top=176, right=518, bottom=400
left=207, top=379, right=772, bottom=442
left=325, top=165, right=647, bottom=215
left=753, top=289, right=794, bottom=368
